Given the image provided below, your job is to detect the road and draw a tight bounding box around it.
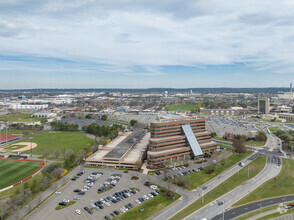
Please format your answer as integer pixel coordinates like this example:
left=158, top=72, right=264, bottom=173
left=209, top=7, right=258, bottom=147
left=152, top=153, right=258, bottom=220
left=212, top=195, right=294, bottom=220
left=185, top=155, right=281, bottom=220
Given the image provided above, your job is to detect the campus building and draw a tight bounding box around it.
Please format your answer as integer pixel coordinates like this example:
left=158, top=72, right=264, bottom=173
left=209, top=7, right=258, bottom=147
left=147, top=116, right=216, bottom=168
left=258, top=97, right=270, bottom=114
left=85, top=130, right=149, bottom=169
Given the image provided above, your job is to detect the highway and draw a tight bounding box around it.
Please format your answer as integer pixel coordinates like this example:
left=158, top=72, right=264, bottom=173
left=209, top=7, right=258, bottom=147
left=212, top=195, right=294, bottom=220
left=152, top=153, right=259, bottom=220
left=185, top=155, right=281, bottom=220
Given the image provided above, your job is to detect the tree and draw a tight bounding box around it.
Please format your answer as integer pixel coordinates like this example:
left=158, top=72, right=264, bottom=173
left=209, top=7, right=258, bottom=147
left=130, top=120, right=137, bottom=127
left=42, top=149, right=50, bottom=158
left=39, top=176, right=51, bottom=191
left=22, top=130, right=30, bottom=136
left=52, top=167, right=65, bottom=179
left=85, top=114, right=92, bottom=119
left=52, top=148, right=61, bottom=158
left=64, top=149, right=74, bottom=159
left=0, top=200, right=8, bottom=220
left=40, top=118, right=48, bottom=124
left=101, top=115, right=108, bottom=120
left=233, top=138, right=247, bottom=153
left=75, top=149, right=86, bottom=164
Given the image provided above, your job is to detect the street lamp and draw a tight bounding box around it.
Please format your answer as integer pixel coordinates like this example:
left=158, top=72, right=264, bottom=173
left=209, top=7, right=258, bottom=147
left=29, top=137, right=33, bottom=157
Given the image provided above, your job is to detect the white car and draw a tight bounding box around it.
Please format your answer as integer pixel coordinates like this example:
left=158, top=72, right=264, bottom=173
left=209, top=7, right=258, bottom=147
left=90, top=203, right=96, bottom=207
left=105, top=202, right=111, bottom=207
left=63, top=199, right=70, bottom=203
left=75, top=209, right=82, bottom=215
left=73, top=196, right=80, bottom=200
left=135, top=199, right=141, bottom=204
left=55, top=191, right=62, bottom=194
left=120, top=208, right=126, bottom=213
left=148, top=193, right=153, bottom=198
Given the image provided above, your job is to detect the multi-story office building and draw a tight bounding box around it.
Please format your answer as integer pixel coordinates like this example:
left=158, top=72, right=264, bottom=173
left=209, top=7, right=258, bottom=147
left=147, top=116, right=216, bottom=168
left=258, top=97, right=270, bottom=114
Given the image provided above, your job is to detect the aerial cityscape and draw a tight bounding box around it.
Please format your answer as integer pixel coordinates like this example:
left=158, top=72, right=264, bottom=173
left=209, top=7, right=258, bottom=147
left=0, top=1, right=294, bottom=220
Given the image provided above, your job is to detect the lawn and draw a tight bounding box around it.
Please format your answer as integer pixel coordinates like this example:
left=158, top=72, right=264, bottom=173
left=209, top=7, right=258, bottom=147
left=14, top=131, right=94, bottom=156
left=234, top=158, right=294, bottom=207
left=0, top=113, right=40, bottom=122
left=166, top=104, right=199, bottom=112
left=114, top=189, right=181, bottom=220
left=257, top=206, right=294, bottom=220
left=234, top=205, right=279, bottom=220
left=1, top=129, right=34, bottom=135
left=168, top=150, right=253, bottom=190
left=170, top=155, right=267, bottom=220
left=213, top=137, right=266, bottom=147
left=0, top=159, right=42, bottom=189
left=269, top=127, right=280, bottom=132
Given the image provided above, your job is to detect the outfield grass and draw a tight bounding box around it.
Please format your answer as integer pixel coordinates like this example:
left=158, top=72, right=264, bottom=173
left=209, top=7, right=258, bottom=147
left=234, top=158, right=294, bottom=207
left=166, top=104, right=199, bottom=112
left=12, top=131, right=94, bottom=156
left=0, top=113, right=40, bottom=122
left=170, top=155, right=267, bottom=220
left=0, top=160, right=42, bottom=189
left=213, top=137, right=266, bottom=147
left=114, top=190, right=181, bottom=220
left=168, top=150, right=253, bottom=190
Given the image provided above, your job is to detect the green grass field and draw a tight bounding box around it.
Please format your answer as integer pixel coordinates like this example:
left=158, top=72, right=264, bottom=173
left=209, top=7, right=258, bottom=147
left=17, top=131, right=94, bottom=155
left=213, top=137, right=266, bottom=147
left=0, top=160, right=42, bottom=189
left=234, top=158, right=294, bottom=207
left=0, top=113, right=40, bottom=122
left=114, top=190, right=181, bottom=220
left=234, top=205, right=279, bottom=220
left=168, top=150, right=253, bottom=190
left=0, top=129, right=33, bottom=135
left=170, top=155, right=267, bottom=220
left=166, top=104, right=199, bottom=112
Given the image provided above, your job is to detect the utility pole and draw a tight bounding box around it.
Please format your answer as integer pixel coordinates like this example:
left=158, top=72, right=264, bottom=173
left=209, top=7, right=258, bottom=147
left=223, top=200, right=225, bottom=220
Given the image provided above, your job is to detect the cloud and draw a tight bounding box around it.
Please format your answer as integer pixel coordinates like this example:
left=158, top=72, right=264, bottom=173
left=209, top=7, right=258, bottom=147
left=0, top=0, right=294, bottom=81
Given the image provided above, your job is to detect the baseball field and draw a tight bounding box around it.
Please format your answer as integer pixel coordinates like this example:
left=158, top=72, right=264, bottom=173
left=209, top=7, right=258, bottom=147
left=0, top=159, right=42, bottom=189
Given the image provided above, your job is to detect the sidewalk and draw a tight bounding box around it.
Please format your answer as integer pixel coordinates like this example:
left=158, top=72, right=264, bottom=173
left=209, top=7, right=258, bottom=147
left=247, top=209, right=277, bottom=220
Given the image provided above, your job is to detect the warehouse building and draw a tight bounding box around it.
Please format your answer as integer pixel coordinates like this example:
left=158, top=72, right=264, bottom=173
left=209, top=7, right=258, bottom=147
left=147, top=116, right=216, bottom=168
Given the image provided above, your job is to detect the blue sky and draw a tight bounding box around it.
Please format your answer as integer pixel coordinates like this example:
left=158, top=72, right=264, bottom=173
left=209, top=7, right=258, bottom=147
left=0, top=0, right=293, bottom=89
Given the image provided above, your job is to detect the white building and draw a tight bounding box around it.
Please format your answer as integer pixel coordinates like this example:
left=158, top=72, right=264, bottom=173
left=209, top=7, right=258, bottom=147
left=32, top=112, right=57, bottom=118
left=9, top=104, right=48, bottom=110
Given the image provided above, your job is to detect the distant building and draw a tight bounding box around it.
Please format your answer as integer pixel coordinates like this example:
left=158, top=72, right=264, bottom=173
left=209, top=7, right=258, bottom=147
left=278, top=113, right=294, bottom=122
left=200, top=108, right=247, bottom=115
left=9, top=104, right=48, bottom=110
left=258, top=98, right=270, bottom=114
left=32, top=112, right=57, bottom=118
left=147, top=116, right=216, bottom=168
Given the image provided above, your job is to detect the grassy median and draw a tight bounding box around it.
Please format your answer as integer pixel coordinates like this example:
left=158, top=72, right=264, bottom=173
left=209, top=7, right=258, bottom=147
left=233, top=158, right=294, bottom=207
left=113, top=188, right=181, bottom=220
left=170, top=155, right=267, bottom=220
left=168, top=150, right=252, bottom=190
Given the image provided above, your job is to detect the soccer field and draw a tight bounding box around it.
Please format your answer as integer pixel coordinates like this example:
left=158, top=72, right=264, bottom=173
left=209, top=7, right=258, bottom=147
left=0, top=159, right=42, bottom=189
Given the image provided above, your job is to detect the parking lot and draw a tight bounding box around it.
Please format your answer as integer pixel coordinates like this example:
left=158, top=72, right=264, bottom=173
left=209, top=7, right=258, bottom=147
left=27, top=168, right=160, bottom=220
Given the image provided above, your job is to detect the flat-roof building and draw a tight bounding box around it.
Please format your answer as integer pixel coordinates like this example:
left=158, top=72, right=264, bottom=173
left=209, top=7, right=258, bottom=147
left=147, top=116, right=216, bottom=168
left=258, top=97, right=270, bottom=114
left=85, top=130, right=149, bottom=169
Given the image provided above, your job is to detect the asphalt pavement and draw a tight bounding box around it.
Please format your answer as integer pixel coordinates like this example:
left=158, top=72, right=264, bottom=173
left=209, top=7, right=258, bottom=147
left=185, top=155, right=281, bottom=220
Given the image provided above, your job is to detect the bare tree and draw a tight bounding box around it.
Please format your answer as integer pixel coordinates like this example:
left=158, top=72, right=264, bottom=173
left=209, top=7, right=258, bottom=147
left=52, top=168, right=65, bottom=179
left=75, top=149, right=86, bottom=164
left=65, top=149, right=74, bottom=159
left=42, top=149, right=50, bottom=158
left=0, top=200, right=8, bottom=220
left=52, top=148, right=61, bottom=158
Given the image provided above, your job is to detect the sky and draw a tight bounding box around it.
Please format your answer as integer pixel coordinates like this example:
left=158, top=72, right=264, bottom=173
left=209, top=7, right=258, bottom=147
left=0, top=0, right=294, bottom=89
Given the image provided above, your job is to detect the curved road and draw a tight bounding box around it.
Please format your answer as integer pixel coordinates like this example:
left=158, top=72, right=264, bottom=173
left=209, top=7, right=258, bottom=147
left=152, top=153, right=259, bottom=220
left=185, top=155, right=281, bottom=220
left=212, top=195, right=294, bottom=220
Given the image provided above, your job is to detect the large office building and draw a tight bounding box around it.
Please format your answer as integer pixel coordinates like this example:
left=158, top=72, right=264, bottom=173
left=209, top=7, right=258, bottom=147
left=147, top=116, right=216, bottom=168
left=258, top=97, right=270, bottom=114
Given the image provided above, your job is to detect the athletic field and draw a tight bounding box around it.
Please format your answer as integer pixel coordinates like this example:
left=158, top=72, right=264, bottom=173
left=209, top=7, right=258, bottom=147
left=0, top=159, right=42, bottom=189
